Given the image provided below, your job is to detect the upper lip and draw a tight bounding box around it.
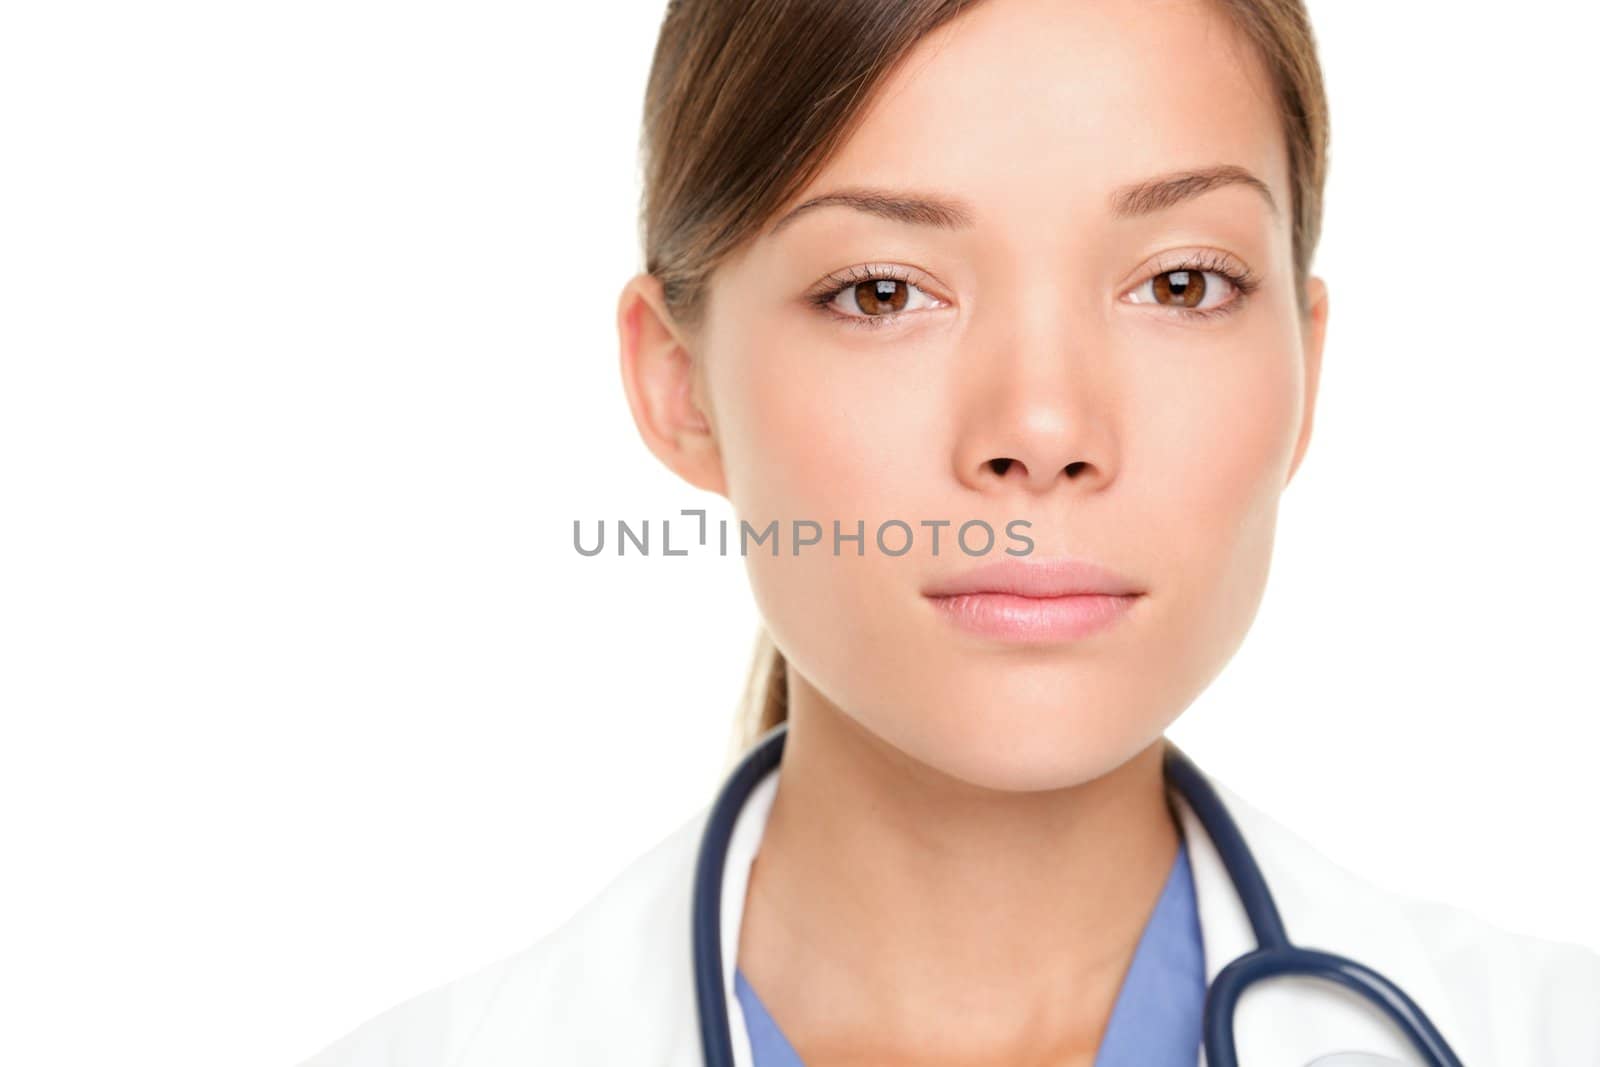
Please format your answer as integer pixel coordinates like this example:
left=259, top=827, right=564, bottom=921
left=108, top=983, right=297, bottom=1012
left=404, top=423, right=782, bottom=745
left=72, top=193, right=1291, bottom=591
left=923, top=557, right=1144, bottom=598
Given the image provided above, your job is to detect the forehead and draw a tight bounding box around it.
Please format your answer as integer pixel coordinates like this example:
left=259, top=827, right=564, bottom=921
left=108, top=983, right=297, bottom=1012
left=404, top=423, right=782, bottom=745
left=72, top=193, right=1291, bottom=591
left=786, top=0, right=1288, bottom=238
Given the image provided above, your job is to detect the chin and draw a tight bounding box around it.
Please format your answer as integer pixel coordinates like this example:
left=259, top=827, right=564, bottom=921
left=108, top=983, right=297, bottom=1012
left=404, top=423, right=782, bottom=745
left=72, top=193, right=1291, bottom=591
left=864, top=675, right=1167, bottom=795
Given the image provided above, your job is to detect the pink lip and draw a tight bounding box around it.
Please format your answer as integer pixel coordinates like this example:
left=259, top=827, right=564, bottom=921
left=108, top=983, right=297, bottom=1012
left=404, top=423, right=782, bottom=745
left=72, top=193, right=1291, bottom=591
left=923, top=557, right=1145, bottom=642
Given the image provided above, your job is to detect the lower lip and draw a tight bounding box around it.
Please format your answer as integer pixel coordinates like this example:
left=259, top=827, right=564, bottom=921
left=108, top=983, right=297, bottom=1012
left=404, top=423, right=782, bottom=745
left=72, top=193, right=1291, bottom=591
left=926, top=592, right=1142, bottom=642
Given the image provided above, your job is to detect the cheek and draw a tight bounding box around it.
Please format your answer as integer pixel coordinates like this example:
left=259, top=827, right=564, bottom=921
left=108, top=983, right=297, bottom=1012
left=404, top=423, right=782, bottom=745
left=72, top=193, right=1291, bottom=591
left=1132, top=321, right=1305, bottom=666
left=705, top=319, right=952, bottom=733
left=711, top=320, right=938, bottom=525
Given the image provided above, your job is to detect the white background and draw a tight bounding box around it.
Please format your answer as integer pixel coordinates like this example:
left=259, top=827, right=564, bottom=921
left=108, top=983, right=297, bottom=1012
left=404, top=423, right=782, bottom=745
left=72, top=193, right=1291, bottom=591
left=2, top=2, right=1597, bottom=1064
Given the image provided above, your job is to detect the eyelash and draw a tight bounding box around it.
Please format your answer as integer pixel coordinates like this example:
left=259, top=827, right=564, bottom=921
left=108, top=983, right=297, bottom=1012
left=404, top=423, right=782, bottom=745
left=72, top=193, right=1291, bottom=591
left=1133, top=250, right=1262, bottom=322
left=805, top=264, right=935, bottom=332
left=805, top=252, right=1262, bottom=330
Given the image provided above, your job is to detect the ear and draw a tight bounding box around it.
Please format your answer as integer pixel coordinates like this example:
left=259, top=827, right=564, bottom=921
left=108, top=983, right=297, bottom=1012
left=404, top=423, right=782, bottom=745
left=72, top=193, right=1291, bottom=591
left=616, top=273, right=728, bottom=497
left=1285, top=274, right=1328, bottom=487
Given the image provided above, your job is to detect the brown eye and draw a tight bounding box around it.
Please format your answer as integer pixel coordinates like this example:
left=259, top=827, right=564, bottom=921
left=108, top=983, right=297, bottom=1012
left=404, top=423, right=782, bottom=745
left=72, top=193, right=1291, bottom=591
left=852, top=278, right=910, bottom=315
left=1153, top=270, right=1204, bottom=308
left=817, top=271, right=945, bottom=325
left=1125, top=267, right=1240, bottom=314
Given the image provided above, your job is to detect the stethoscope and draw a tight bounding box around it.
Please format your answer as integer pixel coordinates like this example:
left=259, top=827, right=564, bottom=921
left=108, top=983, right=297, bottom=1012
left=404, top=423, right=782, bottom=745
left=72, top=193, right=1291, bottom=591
left=692, top=722, right=1465, bottom=1067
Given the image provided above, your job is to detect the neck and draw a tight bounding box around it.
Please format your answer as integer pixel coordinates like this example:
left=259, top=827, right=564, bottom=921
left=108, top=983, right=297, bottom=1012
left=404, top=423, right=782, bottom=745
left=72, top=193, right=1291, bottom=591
left=735, top=676, right=1182, bottom=1064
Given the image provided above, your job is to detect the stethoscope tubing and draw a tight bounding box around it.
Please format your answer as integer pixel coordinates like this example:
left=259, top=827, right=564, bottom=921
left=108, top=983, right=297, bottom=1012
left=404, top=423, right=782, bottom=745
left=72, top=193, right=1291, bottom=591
left=1163, top=743, right=1463, bottom=1067
left=692, top=721, right=787, bottom=1067
left=1203, top=946, right=1464, bottom=1067
left=693, top=723, right=1463, bottom=1067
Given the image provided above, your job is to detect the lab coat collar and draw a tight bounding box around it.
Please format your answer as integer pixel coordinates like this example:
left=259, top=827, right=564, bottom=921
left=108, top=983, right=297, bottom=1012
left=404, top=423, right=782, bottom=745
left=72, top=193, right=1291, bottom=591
left=706, top=747, right=1470, bottom=1066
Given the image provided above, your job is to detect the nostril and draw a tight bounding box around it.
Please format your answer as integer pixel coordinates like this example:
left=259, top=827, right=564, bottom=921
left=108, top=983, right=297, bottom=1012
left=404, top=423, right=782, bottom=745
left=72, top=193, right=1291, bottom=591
left=1065, top=460, right=1087, bottom=477
left=989, top=457, right=1014, bottom=476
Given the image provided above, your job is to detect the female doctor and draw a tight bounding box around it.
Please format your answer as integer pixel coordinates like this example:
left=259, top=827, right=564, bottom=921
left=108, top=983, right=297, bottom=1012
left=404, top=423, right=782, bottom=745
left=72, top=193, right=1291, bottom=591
left=302, top=0, right=1600, bottom=1063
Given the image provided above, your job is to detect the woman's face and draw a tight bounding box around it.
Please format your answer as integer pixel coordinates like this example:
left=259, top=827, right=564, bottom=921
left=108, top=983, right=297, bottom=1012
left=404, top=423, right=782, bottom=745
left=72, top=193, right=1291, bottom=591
left=627, top=0, right=1326, bottom=792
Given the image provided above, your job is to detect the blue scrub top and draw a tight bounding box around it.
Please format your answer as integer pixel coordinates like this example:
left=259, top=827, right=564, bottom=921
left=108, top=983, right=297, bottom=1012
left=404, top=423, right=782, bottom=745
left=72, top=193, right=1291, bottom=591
left=733, top=836, right=1204, bottom=1066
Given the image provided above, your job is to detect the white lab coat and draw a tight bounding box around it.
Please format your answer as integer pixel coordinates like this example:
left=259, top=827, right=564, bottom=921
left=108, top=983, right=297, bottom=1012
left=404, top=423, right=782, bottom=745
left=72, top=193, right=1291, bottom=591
left=300, top=759, right=1600, bottom=1066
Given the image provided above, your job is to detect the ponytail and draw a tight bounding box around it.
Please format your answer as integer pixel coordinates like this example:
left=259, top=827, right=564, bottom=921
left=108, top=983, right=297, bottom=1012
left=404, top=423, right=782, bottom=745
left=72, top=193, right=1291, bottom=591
left=726, top=625, right=788, bottom=767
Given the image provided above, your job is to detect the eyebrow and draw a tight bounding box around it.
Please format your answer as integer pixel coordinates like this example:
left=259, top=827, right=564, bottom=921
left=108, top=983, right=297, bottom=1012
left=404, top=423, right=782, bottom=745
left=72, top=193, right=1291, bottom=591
left=766, top=164, right=1277, bottom=236
left=766, top=186, right=975, bottom=237
left=1110, top=164, right=1278, bottom=219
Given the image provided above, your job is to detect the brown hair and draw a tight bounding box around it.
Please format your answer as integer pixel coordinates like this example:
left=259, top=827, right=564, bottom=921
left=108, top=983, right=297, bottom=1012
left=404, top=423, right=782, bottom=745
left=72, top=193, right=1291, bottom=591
left=636, top=0, right=1330, bottom=758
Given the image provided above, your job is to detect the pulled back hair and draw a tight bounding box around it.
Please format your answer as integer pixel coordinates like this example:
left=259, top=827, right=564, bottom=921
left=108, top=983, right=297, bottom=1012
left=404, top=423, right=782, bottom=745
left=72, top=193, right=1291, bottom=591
left=636, top=0, right=1330, bottom=757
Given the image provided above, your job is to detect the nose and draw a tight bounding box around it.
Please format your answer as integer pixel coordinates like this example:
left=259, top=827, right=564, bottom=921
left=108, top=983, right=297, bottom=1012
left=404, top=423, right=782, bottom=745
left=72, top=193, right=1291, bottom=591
left=951, top=300, right=1114, bottom=496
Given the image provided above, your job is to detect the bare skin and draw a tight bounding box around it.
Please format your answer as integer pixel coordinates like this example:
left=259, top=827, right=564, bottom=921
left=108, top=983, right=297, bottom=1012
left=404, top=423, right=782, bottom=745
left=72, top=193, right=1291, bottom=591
left=739, top=675, right=1182, bottom=1065
left=617, top=0, right=1328, bottom=1061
